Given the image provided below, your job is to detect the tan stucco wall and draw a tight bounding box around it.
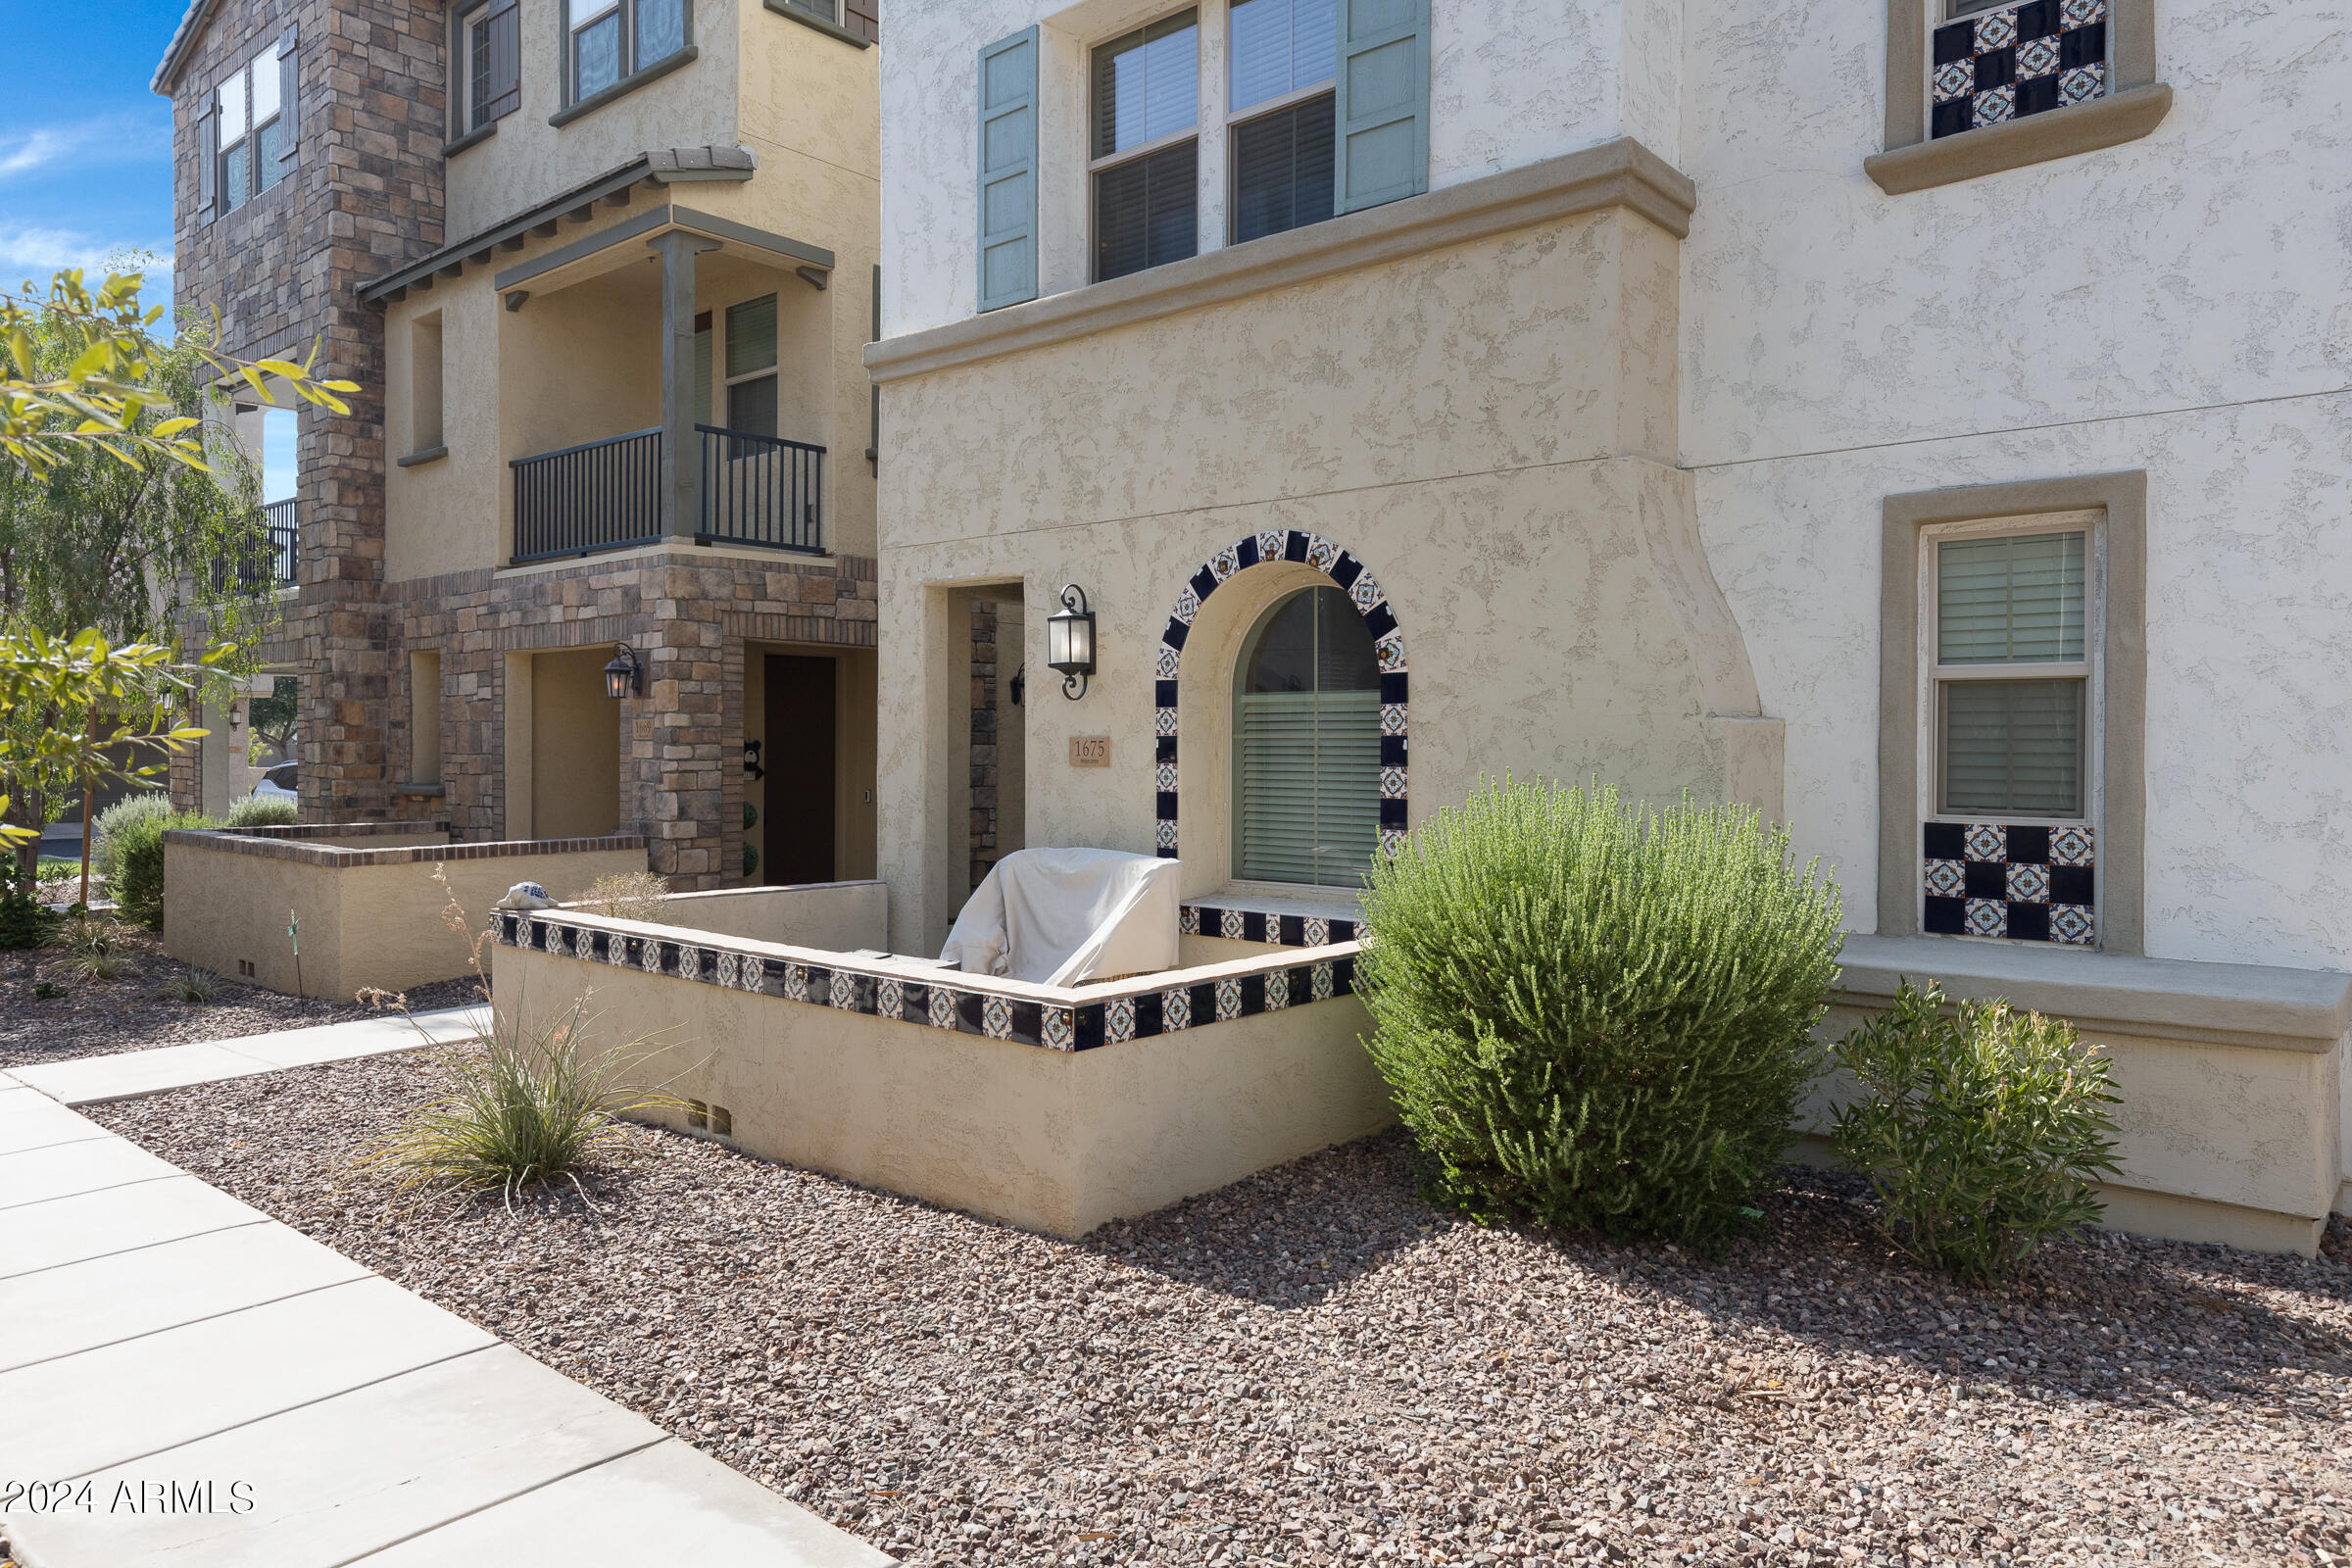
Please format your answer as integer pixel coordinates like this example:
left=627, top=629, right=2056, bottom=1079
left=383, top=0, right=880, bottom=583
left=494, top=939, right=1394, bottom=1235
left=1805, top=1002, right=2345, bottom=1256
left=635, top=880, right=887, bottom=949
left=531, top=648, right=622, bottom=840
left=874, top=208, right=1773, bottom=951
left=442, top=0, right=742, bottom=240
left=166, top=840, right=648, bottom=1000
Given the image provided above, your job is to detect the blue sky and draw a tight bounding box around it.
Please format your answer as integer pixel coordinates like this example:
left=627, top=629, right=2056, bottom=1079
left=0, top=0, right=188, bottom=318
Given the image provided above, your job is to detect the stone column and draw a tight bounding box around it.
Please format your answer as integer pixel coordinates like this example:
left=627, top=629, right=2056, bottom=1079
left=647, top=230, right=720, bottom=541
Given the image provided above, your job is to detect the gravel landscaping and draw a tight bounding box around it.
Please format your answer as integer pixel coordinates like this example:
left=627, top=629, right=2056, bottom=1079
left=93, top=1049, right=2352, bottom=1568
left=0, top=926, right=484, bottom=1068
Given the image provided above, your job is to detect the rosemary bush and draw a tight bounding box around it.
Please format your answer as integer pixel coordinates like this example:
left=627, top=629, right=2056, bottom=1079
left=89, top=792, right=172, bottom=878
left=1832, top=981, right=2122, bottom=1281
left=105, top=809, right=217, bottom=928
left=224, top=794, right=298, bottom=828
left=1360, top=778, right=1843, bottom=1244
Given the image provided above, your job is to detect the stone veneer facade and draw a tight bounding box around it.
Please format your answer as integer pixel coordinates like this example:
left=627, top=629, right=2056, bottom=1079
left=378, top=550, right=875, bottom=882
left=162, top=0, right=880, bottom=890
left=162, top=0, right=446, bottom=822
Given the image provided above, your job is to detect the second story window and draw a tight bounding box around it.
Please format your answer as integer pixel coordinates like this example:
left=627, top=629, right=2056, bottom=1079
left=454, top=0, right=520, bottom=138
left=725, top=295, right=779, bottom=439
left=567, top=0, right=687, bottom=104
left=201, top=30, right=295, bottom=222
left=1228, top=0, right=1336, bottom=244
left=1091, top=11, right=1200, bottom=284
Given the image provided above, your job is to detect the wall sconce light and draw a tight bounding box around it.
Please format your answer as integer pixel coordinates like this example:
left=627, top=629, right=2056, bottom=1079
left=1045, top=584, right=1097, bottom=701
left=602, top=643, right=643, bottom=700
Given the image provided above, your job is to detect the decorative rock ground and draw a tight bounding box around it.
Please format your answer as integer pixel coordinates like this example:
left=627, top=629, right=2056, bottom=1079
left=91, top=1051, right=2352, bottom=1567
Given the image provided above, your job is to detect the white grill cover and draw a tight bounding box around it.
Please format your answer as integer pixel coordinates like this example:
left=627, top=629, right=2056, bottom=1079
left=939, top=848, right=1182, bottom=987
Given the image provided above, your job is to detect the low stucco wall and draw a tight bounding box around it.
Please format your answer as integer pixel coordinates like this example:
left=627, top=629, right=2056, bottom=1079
left=492, top=917, right=1393, bottom=1236
left=626, top=882, right=888, bottom=952
left=164, top=827, right=648, bottom=1001
left=1806, top=936, right=2351, bottom=1256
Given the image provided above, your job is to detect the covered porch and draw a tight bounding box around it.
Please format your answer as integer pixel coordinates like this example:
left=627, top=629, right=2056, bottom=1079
left=492, top=209, right=840, bottom=565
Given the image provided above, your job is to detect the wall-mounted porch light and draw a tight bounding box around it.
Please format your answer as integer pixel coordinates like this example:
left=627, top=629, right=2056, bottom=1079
left=603, top=643, right=643, bottom=700
left=1046, top=584, right=1097, bottom=701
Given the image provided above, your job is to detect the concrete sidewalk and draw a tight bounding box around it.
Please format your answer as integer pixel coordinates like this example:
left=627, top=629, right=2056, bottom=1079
left=6, top=1005, right=491, bottom=1107
left=0, top=1077, right=890, bottom=1567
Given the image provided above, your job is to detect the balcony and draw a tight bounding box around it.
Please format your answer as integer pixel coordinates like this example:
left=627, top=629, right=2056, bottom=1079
left=216, top=499, right=299, bottom=590
left=509, top=427, right=826, bottom=564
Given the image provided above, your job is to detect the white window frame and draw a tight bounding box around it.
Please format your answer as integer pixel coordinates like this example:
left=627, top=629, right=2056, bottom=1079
left=457, top=1, right=497, bottom=134
left=1087, top=7, right=1203, bottom=283
left=217, top=69, right=249, bottom=213
left=1917, top=509, right=2105, bottom=832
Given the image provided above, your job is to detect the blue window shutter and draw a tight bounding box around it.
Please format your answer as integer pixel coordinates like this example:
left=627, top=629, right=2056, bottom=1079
left=1332, top=0, right=1427, bottom=214
left=976, top=26, right=1039, bottom=313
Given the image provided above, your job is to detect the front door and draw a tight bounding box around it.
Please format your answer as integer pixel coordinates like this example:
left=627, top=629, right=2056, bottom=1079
left=763, top=655, right=837, bottom=884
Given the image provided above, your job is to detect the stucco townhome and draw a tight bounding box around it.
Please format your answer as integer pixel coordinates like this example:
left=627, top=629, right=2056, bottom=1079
left=865, top=0, right=2352, bottom=1252
left=154, top=0, right=885, bottom=889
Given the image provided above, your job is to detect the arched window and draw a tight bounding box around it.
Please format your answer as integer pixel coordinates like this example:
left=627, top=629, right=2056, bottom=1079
left=1232, top=585, right=1380, bottom=886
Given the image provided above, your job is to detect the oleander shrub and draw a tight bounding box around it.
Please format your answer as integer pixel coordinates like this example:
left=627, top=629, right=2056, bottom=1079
left=89, top=792, right=173, bottom=879
left=224, top=794, right=298, bottom=828
left=581, top=870, right=669, bottom=924
left=1832, top=981, right=2122, bottom=1282
left=1360, top=777, right=1844, bottom=1245
left=106, top=809, right=218, bottom=929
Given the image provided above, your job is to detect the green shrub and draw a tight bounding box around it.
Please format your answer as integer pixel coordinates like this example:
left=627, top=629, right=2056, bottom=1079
left=32, top=979, right=66, bottom=999
left=1832, top=981, right=2122, bottom=1282
left=0, top=889, right=55, bottom=951
left=1360, top=778, right=1844, bottom=1245
left=107, top=809, right=218, bottom=929
left=224, top=794, right=298, bottom=829
left=89, top=793, right=173, bottom=879
left=360, top=993, right=682, bottom=1207
left=169, top=967, right=224, bottom=1004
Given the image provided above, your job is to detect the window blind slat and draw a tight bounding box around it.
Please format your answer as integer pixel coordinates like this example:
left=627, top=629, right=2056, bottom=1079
left=1938, top=531, right=2085, bottom=664
left=1942, top=677, right=2083, bottom=816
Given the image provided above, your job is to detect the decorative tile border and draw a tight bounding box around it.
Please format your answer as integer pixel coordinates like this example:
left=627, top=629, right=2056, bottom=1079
left=1156, top=531, right=1409, bottom=863
left=162, top=823, right=647, bottom=869
left=1924, top=821, right=2095, bottom=946
left=1933, top=0, right=2107, bottom=141
left=1180, top=903, right=1358, bottom=949
left=493, top=912, right=1360, bottom=1053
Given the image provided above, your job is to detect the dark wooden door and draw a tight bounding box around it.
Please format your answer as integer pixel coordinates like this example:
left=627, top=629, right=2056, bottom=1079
left=763, top=655, right=837, bottom=884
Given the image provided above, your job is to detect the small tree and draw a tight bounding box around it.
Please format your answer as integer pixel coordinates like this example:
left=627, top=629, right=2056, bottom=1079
left=2, top=269, right=354, bottom=477
left=0, top=628, right=229, bottom=899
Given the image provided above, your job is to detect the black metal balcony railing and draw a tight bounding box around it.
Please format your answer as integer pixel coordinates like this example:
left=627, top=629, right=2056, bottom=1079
left=215, top=498, right=299, bottom=591
left=511, top=426, right=662, bottom=564
left=699, top=426, right=824, bottom=555
left=261, top=499, right=298, bottom=584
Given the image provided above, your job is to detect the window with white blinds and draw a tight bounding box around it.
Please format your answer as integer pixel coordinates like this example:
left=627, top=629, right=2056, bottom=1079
left=1932, top=528, right=2090, bottom=818
left=1091, top=11, right=1200, bottom=283
left=1233, top=587, right=1381, bottom=887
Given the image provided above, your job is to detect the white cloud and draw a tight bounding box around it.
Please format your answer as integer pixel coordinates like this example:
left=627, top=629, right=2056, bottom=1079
left=0, top=226, right=173, bottom=290
left=0, top=115, right=171, bottom=180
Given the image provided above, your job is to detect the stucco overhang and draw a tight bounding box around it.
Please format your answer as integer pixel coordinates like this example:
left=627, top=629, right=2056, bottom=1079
left=357, top=147, right=765, bottom=307
left=864, top=135, right=1697, bottom=385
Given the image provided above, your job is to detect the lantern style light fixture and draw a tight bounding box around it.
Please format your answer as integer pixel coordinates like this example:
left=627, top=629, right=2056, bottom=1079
left=603, top=643, right=643, bottom=700
left=1045, top=583, right=1097, bottom=700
